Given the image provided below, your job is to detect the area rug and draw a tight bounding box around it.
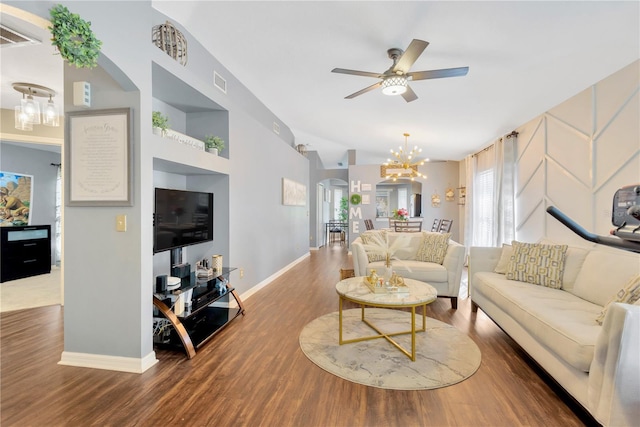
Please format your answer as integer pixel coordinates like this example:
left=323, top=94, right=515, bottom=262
left=299, top=308, right=481, bottom=390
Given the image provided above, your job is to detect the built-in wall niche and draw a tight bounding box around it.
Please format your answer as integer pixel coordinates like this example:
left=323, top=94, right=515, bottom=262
left=151, top=62, right=229, bottom=159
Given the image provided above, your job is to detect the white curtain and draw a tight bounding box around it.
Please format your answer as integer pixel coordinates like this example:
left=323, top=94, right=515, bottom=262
left=55, top=164, right=62, bottom=266
left=467, top=133, right=516, bottom=248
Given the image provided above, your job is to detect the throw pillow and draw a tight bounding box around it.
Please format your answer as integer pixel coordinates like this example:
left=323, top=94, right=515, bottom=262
left=360, top=230, right=388, bottom=263
left=494, top=244, right=513, bottom=274
left=415, top=232, right=450, bottom=264
left=506, top=241, right=568, bottom=288
left=596, top=274, right=640, bottom=325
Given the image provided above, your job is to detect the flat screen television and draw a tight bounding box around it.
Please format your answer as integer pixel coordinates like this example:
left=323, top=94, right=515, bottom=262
left=153, top=188, right=213, bottom=253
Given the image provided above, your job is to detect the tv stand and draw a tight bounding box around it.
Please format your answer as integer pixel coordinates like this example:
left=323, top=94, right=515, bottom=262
left=153, top=267, right=245, bottom=358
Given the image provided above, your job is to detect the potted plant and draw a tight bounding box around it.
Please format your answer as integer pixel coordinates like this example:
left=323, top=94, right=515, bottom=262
left=204, top=135, right=225, bottom=155
left=152, top=111, right=169, bottom=136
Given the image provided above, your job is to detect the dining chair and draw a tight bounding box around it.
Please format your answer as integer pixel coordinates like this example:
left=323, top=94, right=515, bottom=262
left=364, top=219, right=374, bottom=230
left=394, top=220, right=423, bottom=232
left=438, top=219, right=453, bottom=233
left=431, top=219, right=441, bottom=232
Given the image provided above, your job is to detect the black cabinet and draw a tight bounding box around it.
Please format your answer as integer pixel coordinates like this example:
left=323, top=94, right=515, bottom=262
left=1, top=225, right=51, bottom=283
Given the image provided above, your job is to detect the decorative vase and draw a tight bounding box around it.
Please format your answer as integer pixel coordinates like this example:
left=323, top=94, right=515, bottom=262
left=206, top=147, right=218, bottom=155
left=382, top=255, right=393, bottom=283
left=152, top=127, right=165, bottom=137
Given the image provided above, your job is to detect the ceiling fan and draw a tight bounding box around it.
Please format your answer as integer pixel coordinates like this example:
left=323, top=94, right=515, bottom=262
left=331, top=39, right=469, bottom=103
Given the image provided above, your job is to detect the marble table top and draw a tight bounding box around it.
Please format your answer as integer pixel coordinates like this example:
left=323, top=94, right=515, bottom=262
left=336, top=276, right=437, bottom=306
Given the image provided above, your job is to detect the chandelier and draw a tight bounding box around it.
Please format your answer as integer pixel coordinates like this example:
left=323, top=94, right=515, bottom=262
left=381, top=133, right=427, bottom=181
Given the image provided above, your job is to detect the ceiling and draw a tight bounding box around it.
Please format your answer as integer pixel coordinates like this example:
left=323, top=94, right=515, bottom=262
left=2, top=2, right=638, bottom=166
left=152, top=1, right=639, bottom=168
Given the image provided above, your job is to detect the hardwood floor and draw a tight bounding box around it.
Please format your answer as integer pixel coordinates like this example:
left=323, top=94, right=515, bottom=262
left=1, top=245, right=594, bottom=427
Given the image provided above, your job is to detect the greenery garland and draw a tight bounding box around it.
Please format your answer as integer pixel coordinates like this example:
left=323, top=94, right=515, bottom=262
left=49, top=4, right=102, bottom=68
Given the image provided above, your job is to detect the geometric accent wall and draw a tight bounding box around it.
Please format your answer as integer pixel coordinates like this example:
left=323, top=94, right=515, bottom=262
left=515, top=60, right=639, bottom=245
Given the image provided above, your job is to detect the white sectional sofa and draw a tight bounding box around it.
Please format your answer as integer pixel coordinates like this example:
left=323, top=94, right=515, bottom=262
left=469, top=242, right=640, bottom=426
left=351, top=231, right=465, bottom=308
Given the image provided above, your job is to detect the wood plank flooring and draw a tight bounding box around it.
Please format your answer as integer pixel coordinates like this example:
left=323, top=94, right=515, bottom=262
left=1, top=245, right=595, bottom=427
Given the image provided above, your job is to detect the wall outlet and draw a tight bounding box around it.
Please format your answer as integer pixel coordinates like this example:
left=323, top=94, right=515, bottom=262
left=239, top=268, right=244, bottom=279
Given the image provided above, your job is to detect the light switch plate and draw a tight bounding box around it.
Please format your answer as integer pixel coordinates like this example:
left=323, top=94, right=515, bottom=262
left=116, top=214, right=127, bottom=232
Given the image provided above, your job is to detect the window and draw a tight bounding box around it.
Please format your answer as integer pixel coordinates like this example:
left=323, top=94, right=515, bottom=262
left=473, top=168, right=495, bottom=247
left=398, top=187, right=408, bottom=212
left=333, top=188, right=342, bottom=220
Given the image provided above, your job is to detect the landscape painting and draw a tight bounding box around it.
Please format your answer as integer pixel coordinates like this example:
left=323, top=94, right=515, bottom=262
left=0, top=171, right=33, bottom=226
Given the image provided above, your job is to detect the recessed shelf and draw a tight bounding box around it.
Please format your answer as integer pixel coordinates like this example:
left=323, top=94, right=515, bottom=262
left=152, top=134, right=229, bottom=176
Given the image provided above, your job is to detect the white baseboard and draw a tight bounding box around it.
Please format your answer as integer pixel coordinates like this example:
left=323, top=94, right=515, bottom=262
left=229, top=252, right=310, bottom=306
left=59, top=350, right=158, bottom=373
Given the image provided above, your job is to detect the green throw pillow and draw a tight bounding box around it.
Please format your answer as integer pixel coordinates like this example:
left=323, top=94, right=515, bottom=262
left=506, top=241, right=568, bottom=289
left=415, top=232, right=450, bottom=264
left=596, top=274, right=640, bottom=325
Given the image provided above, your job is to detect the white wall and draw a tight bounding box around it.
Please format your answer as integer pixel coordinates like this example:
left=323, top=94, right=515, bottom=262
left=514, top=60, right=639, bottom=244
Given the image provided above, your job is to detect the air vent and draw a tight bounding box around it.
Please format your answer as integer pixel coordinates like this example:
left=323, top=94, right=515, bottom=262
left=0, top=24, right=39, bottom=47
left=213, top=71, right=227, bottom=93
left=273, top=122, right=280, bottom=135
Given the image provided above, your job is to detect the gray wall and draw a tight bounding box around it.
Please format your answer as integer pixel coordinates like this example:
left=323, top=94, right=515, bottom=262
left=308, top=151, right=348, bottom=248
left=9, top=1, right=308, bottom=368
left=0, top=142, right=60, bottom=265
left=347, top=161, right=461, bottom=244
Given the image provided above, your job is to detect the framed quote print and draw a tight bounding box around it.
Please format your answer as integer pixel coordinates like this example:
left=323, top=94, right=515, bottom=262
left=66, top=108, right=133, bottom=206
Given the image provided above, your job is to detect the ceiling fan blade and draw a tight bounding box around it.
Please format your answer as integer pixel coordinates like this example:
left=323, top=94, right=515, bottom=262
left=401, top=85, right=418, bottom=103
left=331, top=68, right=383, bottom=79
left=345, top=81, right=383, bottom=99
left=408, top=67, right=469, bottom=81
left=392, top=39, right=429, bottom=73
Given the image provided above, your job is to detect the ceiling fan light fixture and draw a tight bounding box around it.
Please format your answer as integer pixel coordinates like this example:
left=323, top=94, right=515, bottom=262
left=381, top=75, right=407, bottom=96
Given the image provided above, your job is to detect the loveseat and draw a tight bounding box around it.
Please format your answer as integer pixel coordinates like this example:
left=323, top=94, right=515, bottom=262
left=351, top=230, right=465, bottom=308
left=470, top=241, right=640, bottom=426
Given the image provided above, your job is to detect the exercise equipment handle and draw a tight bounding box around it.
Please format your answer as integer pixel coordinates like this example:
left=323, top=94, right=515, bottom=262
left=546, top=206, right=640, bottom=253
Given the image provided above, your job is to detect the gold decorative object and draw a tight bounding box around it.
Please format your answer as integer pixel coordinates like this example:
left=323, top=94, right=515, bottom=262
left=389, top=272, right=405, bottom=287
left=431, top=191, right=441, bottom=207
left=445, top=187, right=455, bottom=202
left=381, top=133, right=427, bottom=181
left=152, top=21, right=188, bottom=66
left=367, top=269, right=379, bottom=285
left=211, top=255, right=223, bottom=272
left=457, top=187, right=466, bottom=205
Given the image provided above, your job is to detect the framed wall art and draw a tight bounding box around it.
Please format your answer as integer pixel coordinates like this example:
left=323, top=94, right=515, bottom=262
left=282, top=178, right=306, bottom=206
left=0, top=171, right=34, bottom=226
left=66, top=108, right=133, bottom=206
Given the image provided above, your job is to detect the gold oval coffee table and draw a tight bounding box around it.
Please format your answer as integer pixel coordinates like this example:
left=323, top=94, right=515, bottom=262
left=335, top=276, right=438, bottom=361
